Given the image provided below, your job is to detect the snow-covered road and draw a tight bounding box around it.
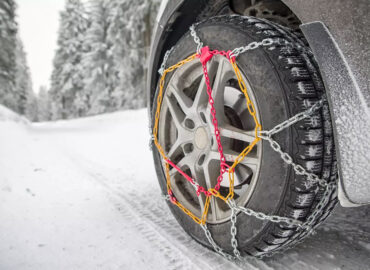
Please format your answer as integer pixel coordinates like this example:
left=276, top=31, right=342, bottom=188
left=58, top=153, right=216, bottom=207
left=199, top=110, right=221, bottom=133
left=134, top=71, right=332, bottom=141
left=1, top=108, right=369, bottom=270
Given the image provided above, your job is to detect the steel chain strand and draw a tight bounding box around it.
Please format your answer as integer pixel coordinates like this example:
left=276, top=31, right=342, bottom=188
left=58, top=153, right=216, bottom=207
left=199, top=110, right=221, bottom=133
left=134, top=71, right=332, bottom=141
left=236, top=205, right=303, bottom=227
left=230, top=38, right=274, bottom=58
left=158, top=47, right=174, bottom=75
left=190, top=24, right=203, bottom=54
left=227, top=199, right=242, bottom=259
left=204, top=102, right=334, bottom=258
left=258, top=101, right=328, bottom=187
left=201, top=224, right=235, bottom=261
left=198, top=99, right=330, bottom=257
left=204, top=169, right=334, bottom=260
left=259, top=99, right=323, bottom=138
left=190, top=23, right=311, bottom=60
left=244, top=100, right=335, bottom=258
left=266, top=136, right=328, bottom=187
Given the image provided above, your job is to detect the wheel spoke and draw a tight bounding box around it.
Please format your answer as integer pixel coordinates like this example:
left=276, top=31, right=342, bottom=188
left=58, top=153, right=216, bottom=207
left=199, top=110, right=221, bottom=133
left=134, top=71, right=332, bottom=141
left=208, top=58, right=234, bottom=119
left=208, top=149, right=259, bottom=168
left=169, top=155, right=193, bottom=177
left=165, top=94, right=185, bottom=130
left=167, top=139, right=182, bottom=159
left=212, top=59, right=228, bottom=102
left=219, top=124, right=255, bottom=143
left=170, top=84, right=193, bottom=115
left=192, top=76, right=208, bottom=109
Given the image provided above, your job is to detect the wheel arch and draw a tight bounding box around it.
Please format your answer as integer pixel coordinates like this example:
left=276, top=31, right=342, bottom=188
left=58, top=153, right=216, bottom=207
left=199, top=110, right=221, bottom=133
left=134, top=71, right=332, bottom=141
left=147, top=0, right=206, bottom=117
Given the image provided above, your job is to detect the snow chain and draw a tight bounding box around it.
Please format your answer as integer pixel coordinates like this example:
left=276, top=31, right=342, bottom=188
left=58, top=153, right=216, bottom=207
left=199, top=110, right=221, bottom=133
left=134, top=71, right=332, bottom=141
left=153, top=24, right=338, bottom=260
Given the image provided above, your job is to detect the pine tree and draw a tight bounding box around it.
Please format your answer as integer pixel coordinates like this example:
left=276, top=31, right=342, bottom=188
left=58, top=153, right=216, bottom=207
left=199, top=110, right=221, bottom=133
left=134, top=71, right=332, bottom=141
left=0, top=0, right=18, bottom=112
left=82, top=0, right=115, bottom=116
left=107, top=0, right=160, bottom=110
left=49, top=0, right=88, bottom=119
left=25, top=92, right=38, bottom=122
left=48, top=0, right=160, bottom=119
left=15, top=37, right=35, bottom=119
left=37, top=86, right=51, bottom=121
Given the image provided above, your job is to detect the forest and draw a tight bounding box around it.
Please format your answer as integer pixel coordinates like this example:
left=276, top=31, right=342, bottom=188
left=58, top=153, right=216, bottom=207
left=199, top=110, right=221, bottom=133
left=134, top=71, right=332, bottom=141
left=0, top=0, right=160, bottom=121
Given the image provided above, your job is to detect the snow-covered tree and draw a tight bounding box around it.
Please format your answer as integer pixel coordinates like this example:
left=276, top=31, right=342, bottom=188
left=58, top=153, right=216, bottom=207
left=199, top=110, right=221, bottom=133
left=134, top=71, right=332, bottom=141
left=15, top=37, right=35, bottom=119
left=0, top=0, right=18, bottom=112
left=48, top=0, right=160, bottom=118
left=49, top=0, right=89, bottom=119
left=37, top=86, right=51, bottom=121
left=25, top=92, right=38, bottom=121
left=107, top=0, right=160, bottom=110
left=82, top=0, right=116, bottom=115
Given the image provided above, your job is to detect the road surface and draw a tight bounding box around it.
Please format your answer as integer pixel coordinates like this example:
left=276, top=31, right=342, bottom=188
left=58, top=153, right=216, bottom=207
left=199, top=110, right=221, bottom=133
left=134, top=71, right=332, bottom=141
left=0, top=107, right=369, bottom=269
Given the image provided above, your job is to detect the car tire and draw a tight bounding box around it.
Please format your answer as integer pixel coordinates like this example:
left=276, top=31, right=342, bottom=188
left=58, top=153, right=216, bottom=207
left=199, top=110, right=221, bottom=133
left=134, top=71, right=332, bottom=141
left=151, top=15, right=337, bottom=257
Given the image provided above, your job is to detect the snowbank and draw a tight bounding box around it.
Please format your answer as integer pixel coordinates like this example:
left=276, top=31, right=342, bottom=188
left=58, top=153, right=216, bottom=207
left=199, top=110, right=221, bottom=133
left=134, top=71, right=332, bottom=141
left=0, top=104, right=29, bottom=124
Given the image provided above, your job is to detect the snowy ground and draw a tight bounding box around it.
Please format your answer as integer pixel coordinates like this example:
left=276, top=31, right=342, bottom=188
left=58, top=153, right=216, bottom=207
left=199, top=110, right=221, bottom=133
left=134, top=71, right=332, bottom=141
left=0, top=106, right=369, bottom=270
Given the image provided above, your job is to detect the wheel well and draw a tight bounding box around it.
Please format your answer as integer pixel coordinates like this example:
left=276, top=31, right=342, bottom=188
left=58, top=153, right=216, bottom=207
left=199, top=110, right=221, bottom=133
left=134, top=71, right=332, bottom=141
left=149, top=0, right=302, bottom=112
left=231, top=0, right=301, bottom=30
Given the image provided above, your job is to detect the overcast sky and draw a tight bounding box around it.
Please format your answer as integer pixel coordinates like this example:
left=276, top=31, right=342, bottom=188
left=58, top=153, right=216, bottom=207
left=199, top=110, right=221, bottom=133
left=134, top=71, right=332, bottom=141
left=17, top=0, right=65, bottom=94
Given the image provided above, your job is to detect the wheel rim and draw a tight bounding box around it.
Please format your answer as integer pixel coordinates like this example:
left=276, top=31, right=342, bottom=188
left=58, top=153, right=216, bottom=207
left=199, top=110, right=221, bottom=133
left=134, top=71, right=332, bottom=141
left=158, top=55, right=262, bottom=224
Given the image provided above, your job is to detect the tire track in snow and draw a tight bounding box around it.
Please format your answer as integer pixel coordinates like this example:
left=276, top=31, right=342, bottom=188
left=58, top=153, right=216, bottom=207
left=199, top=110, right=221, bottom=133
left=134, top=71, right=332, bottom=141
left=62, top=151, right=204, bottom=269
left=110, top=188, right=242, bottom=270
left=94, top=176, right=243, bottom=270
left=108, top=195, right=200, bottom=270
left=71, top=156, right=269, bottom=270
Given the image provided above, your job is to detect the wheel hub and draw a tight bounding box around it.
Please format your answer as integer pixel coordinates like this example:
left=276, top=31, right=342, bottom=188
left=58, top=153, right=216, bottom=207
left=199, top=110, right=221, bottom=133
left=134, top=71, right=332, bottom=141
left=194, top=127, right=208, bottom=150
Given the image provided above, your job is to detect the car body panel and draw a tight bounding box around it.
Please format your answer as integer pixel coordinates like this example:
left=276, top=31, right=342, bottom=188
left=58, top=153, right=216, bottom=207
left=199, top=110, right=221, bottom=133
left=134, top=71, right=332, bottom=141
left=300, top=21, right=370, bottom=205
left=282, top=0, right=370, bottom=205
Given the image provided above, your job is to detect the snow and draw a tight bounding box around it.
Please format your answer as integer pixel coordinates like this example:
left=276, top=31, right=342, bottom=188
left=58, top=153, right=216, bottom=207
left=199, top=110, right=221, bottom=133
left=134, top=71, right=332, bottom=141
left=1, top=109, right=369, bottom=269
left=0, top=104, right=29, bottom=124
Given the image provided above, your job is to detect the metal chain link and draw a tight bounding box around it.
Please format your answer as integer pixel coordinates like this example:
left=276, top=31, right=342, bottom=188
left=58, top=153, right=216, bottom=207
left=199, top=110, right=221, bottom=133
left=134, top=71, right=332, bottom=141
left=201, top=224, right=235, bottom=261
left=259, top=100, right=323, bottom=138
left=158, top=47, right=174, bottom=75
left=261, top=135, right=328, bottom=187
left=230, top=38, right=274, bottom=58
left=158, top=25, right=337, bottom=261
left=189, top=25, right=203, bottom=54
left=236, top=205, right=303, bottom=227
left=258, top=99, right=328, bottom=187
left=227, top=199, right=242, bottom=259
